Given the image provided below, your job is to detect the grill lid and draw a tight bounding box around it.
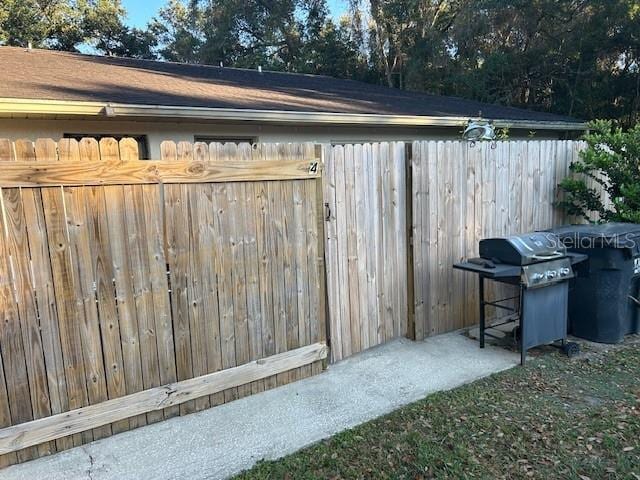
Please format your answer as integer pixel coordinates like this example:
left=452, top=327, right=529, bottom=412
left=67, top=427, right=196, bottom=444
left=479, top=232, right=566, bottom=266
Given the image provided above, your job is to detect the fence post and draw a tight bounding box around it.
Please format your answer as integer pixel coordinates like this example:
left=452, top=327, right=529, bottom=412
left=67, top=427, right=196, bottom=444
left=314, top=144, right=330, bottom=365
left=405, top=143, right=417, bottom=341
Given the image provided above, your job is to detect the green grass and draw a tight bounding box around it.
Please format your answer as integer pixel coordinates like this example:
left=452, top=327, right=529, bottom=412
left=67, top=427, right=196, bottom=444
left=235, top=340, right=640, bottom=480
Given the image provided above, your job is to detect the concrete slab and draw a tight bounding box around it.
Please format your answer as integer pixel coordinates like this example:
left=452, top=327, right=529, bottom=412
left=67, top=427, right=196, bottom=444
left=2, top=333, right=518, bottom=480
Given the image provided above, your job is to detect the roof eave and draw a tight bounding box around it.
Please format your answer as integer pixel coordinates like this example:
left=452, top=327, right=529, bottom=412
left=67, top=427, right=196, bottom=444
left=0, top=98, right=588, bottom=131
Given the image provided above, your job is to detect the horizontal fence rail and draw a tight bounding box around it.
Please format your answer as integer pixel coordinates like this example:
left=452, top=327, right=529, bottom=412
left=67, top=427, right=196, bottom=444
left=0, top=158, right=320, bottom=187
left=0, top=138, right=326, bottom=465
left=0, top=342, right=327, bottom=455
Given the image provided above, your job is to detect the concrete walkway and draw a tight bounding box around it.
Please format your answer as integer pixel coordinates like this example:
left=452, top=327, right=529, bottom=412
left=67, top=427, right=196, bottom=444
left=3, top=333, right=518, bottom=480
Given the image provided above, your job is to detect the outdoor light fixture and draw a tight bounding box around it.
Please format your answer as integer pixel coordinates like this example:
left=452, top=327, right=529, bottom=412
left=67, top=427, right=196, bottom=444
left=462, top=121, right=496, bottom=141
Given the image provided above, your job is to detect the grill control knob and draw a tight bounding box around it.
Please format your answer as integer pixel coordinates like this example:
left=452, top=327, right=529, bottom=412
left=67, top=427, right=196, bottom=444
left=545, top=270, right=557, bottom=279
left=559, top=267, right=571, bottom=276
left=531, top=273, right=545, bottom=283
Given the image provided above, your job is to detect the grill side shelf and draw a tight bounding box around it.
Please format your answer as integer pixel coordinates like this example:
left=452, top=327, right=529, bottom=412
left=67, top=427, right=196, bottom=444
left=453, top=261, right=521, bottom=279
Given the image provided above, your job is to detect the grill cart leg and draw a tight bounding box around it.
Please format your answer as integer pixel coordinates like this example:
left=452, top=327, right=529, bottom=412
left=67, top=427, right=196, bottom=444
left=519, top=285, right=525, bottom=366
left=479, top=276, right=485, bottom=349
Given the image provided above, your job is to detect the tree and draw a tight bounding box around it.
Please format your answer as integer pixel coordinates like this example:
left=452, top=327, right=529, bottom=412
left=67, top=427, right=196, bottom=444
left=150, top=0, right=368, bottom=78
left=558, top=120, right=640, bottom=223
left=0, top=0, right=84, bottom=49
left=150, top=0, right=202, bottom=63
left=0, top=0, right=157, bottom=58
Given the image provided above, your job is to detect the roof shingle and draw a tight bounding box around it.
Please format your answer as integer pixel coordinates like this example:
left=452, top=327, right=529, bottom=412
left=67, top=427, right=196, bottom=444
left=0, top=46, right=581, bottom=124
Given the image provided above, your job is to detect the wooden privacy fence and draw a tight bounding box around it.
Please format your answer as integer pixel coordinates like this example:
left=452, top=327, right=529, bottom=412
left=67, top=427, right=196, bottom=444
left=323, top=143, right=408, bottom=362
left=0, top=138, right=326, bottom=465
left=0, top=136, right=590, bottom=467
left=410, top=140, right=586, bottom=339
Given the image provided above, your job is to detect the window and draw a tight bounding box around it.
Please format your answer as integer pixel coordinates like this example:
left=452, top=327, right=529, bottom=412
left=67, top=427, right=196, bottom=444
left=63, top=134, right=150, bottom=159
left=194, top=135, right=257, bottom=145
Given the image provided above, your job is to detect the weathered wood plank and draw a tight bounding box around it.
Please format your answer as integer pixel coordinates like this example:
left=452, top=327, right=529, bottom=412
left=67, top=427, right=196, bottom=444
left=120, top=138, right=165, bottom=424
left=353, top=144, right=370, bottom=349
left=178, top=141, right=210, bottom=412
left=100, top=138, right=146, bottom=429
left=0, top=159, right=320, bottom=187
left=0, top=145, right=15, bottom=468
left=333, top=145, right=352, bottom=358
left=225, top=143, right=252, bottom=397
left=0, top=141, right=37, bottom=462
left=0, top=340, right=16, bottom=467
left=37, top=138, right=92, bottom=448
left=1, top=139, right=54, bottom=457
left=77, top=138, right=128, bottom=434
left=60, top=139, right=112, bottom=441
left=193, top=142, right=226, bottom=406
left=252, top=148, right=277, bottom=390
left=411, top=142, right=424, bottom=340
left=393, top=143, right=408, bottom=337
left=343, top=144, right=361, bottom=354
left=211, top=144, right=239, bottom=402
left=21, top=140, right=71, bottom=455
left=307, top=149, right=323, bottom=353
left=238, top=143, right=265, bottom=393
left=0, top=343, right=328, bottom=456
left=323, top=145, right=342, bottom=362
left=162, top=141, right=196, bottom=415
left=140, top=167, right=180, bottom=419
left=292, top=175, right=311, bottom=378
left=363, top=144, right=380, bottom=346
left=313, top=144, right=327, bottom=349
left=274, top=144, right=294, bottom=385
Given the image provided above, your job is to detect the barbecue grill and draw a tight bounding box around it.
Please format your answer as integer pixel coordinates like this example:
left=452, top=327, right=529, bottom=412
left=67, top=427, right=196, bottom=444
left=454, top=231, right=587, bottom=364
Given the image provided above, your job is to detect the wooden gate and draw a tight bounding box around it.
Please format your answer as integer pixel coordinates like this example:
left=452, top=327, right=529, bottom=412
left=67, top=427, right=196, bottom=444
left=0, top=138, right=326, bottom=465
left=323, top=143, right=408, bottom=362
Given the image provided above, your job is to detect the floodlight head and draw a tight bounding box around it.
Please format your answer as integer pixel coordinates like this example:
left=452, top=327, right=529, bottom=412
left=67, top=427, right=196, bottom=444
left=463, top=121, right=496, bottom=141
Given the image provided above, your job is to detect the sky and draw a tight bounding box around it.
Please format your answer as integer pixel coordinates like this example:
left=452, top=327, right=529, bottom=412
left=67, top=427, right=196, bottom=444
left=121, top=0, right=349, bottom=28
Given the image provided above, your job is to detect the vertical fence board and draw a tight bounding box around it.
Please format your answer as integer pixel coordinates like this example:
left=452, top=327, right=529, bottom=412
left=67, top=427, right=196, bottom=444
left=101, top=138, right=146, bottom=429
left=353, top=144, right=370, bottom=350
left=227, top=143, right=252, bottom=396
left=381, top=143, right=394, bottom=339
left=17, top=138, right=71, bottom=457
left=162, top=141, right=196, bottom=414
left=411, top=142, right=425, bottom=340
left=120, top=138, right=165, bottom=424
left=37, top=138, right=92, bottom=448
left=78, top=138, right=128, bottom=433
left=1, top=139, right=54, bottom=457
left=0, top=141, right=37, bottom=462
left=343, top=145, right=361, bottom=354
left=60, top=139, right=112, bottom=441
left=252, top=147, right=277, bottom=390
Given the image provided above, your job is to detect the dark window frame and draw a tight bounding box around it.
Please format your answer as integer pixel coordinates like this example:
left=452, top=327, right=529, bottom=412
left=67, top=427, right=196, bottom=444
left=193, top=135, right=257, bottom=145
left=63, top=133, right=150, bottom=159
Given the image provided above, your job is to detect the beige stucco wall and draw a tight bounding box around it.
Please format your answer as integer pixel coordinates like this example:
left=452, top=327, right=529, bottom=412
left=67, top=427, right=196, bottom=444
left=0, top=118, right=564, bottom=159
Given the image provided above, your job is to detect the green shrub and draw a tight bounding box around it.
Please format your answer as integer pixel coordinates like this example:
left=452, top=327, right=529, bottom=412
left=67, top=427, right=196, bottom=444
left=558, top=120, right=640, bottom=223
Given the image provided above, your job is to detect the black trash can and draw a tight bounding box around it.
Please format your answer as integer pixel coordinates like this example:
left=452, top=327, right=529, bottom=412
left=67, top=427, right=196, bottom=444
left=550, top=223, right=640, bottom=343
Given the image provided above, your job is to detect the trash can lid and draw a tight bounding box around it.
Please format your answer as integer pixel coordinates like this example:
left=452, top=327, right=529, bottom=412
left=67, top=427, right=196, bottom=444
left=550, top=223, right=640, bottom=250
